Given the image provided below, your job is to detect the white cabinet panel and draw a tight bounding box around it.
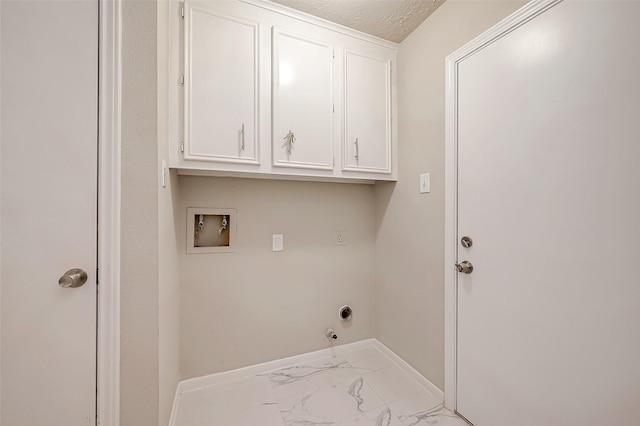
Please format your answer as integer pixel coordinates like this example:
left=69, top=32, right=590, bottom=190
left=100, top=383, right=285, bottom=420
left=172, top=0, right=397, bottom=181
left=272, top=28, right=333, bottom=170
left=185, top=5, right=259, bottom=164
left=343, top=50, right=391, bottom=173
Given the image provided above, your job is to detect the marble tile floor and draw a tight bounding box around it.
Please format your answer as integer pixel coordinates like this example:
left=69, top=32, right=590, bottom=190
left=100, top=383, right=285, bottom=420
left=173, top=346, right=469, bottom=426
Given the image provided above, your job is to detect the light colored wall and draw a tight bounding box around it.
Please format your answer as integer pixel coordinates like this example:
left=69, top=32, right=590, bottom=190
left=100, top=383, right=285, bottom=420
left=374, top=0, right=525, bottom=390
left=157, top=1, right=182, bottom=424
left=178, top=176, right=375, bottom=379
left=120, top=1, right=159, bottom=424
left=120, top=0, right=526, bottom=419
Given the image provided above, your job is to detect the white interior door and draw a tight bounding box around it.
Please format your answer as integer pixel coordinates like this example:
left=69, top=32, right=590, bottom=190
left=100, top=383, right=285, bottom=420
left=1, top=1, right=98, bottom=424
left=456, top=1, right=640, bottom=425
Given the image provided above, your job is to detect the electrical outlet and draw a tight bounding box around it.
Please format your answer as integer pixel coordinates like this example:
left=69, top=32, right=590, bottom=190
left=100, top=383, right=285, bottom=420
left=335, top=232, right=347, bottom=245
left=272, top=234, right=284, bottom=252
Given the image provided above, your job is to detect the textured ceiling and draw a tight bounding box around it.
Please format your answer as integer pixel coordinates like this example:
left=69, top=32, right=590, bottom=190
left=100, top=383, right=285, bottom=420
left=270, top=0, right=446, bottom=43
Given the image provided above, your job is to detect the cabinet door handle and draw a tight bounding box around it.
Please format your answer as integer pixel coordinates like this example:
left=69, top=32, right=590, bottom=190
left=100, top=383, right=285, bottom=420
left=354, top=138, right=359, bottom=161
left=241, top=123, right=245, bottom=151
left=284, top=130, right=296, bottom=156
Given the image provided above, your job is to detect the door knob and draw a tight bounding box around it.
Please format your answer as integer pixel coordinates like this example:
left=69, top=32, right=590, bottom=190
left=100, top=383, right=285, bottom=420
left=58, top=268, right=88, bottom=288
left=455, top=261, right=473, bottom=274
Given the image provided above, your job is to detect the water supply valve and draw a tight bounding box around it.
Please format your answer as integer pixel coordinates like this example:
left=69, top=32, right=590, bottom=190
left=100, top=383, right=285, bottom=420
left=326, top=328, right=337, bottom=340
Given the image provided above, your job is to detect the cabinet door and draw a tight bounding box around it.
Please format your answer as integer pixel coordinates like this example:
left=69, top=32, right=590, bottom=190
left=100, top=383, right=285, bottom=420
left=185, top=4, right=259, bottom=164
left=272, top=28, right=333, bottom=170
left=343, top=50, right=391, bottom=173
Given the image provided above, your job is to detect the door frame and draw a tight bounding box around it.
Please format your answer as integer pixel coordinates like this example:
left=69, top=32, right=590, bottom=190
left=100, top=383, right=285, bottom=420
left=443, top=0, right=562, bottom=411
left=98, top=0, right=121, bottom=424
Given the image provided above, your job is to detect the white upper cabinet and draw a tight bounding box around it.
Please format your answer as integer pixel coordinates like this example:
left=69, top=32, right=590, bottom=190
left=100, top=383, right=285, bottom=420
left=343, top=50, right=391, bottom=174
left=184, top=4, right=259, bottom=164
left=171, top=0, right=397, bottom=181
left=272, top=28, right=333, bottom=170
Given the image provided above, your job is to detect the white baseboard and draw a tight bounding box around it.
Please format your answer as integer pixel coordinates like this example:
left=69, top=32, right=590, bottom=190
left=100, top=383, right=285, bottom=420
left=167, top=382, right=181, bottom=426
left=372, top=340, right=444, bottom=401
left=169, top=338, right=443, bottom=424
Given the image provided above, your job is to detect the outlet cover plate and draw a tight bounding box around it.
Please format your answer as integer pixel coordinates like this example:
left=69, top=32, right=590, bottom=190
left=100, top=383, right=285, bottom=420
left=272, top=234, right=284, bottom=252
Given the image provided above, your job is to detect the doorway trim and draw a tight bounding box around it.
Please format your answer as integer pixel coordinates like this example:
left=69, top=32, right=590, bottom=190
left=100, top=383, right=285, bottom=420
left=98, top=0, right=121, bottom=424
left=443, top=0, right=562, bottom=411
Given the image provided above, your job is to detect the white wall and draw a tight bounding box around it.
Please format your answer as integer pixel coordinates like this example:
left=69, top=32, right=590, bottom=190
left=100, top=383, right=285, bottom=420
left=374, top=0, right=525, bottom=390
left=178, top=176, right=375, bottom=379
left=121, top=1, right=159, bottom=424
left=158, top=1, right=182, bottom=424
left=121, top=0, right=528, bottom=419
